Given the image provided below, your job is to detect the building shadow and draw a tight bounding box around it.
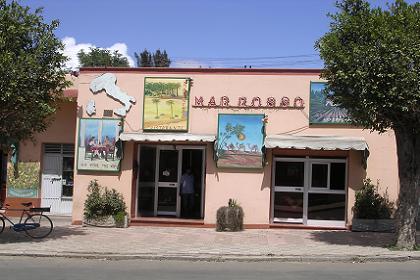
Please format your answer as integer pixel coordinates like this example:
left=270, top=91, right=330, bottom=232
left=310, top=230, right=420, bottom=248
left=0, top=225, right=87, bottom=244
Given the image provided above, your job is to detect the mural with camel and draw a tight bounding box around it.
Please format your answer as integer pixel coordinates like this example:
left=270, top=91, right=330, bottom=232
left=216, top=114, right=265, bottom=168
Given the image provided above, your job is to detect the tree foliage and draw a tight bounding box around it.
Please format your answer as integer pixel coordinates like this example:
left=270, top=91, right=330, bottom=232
left=78, top=47, right=129, bottom=67
left=135, top=49, right=171, bottom=67
left=0, top=0, right=69, bottom=149
left=317, top=0, right=420, bottom=249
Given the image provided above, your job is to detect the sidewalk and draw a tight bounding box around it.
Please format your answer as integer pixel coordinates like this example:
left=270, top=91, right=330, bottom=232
left=0, top=216, right=419, bottom=262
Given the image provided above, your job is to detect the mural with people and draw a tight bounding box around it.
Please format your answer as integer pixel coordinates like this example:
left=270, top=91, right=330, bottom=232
left=77, top=118, right=122, bottom=171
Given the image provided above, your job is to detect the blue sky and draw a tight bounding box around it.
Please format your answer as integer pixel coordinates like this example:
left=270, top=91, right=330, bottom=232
left=24, top=0, right=419, bottom=69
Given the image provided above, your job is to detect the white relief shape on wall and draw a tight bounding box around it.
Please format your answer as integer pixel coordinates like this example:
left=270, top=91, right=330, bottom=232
left=86, top=99, right=96, bottom=116
left=89, top=73, right=136, bottom=117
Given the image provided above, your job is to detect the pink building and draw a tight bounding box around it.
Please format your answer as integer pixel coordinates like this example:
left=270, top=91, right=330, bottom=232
left=2, top=68, right=399, bottom=229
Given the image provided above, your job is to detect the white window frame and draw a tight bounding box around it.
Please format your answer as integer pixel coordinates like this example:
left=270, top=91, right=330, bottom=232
left=272, top=156, right=347, bottom=227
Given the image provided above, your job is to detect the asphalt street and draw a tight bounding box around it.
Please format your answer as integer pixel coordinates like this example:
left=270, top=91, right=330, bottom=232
left=0, top=257, right=419, bottom=280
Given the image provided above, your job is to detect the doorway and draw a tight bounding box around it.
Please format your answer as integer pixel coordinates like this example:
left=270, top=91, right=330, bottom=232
left=41, top=144, right=74, bottom=216
left=272, top=157, right=347, bottom=227
left=137, top=145, right=205, bottom=219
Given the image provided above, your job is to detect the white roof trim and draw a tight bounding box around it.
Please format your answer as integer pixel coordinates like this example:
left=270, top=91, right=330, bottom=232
left=264, top=135, right=369, bottom=151
left=119, top=132, right=216, bottom=143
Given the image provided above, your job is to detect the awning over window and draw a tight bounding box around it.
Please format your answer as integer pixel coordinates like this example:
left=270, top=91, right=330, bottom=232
left=264, top=135, right=369, bottom=151
left=119, top=132, right=216, bottom=143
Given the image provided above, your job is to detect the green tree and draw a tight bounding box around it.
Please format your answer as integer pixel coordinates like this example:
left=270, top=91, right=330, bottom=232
left=153, top=49, right=171, bottom=67
left=166, top=100, right=175, bottom=119
left=152, top=98, right=160, bottom=119
left=135, top=49, right=171, bottom=67
left=316, top=0, right=420, bottom=250
left=78, top=47, right=129, bottom=67
left=0, top=0, right=70, bottom=150
left=134, top=49, right=152, bottom=67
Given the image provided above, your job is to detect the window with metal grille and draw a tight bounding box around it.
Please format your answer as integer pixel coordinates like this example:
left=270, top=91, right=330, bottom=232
left=44, top=144, right=75, bottom=155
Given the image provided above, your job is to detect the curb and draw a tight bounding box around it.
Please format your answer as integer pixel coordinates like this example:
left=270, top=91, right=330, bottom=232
left=1, top=251, right=420, bottom=263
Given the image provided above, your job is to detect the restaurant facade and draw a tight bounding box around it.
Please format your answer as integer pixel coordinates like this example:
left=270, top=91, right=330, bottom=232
left=2, top=68, right=399, bottom=229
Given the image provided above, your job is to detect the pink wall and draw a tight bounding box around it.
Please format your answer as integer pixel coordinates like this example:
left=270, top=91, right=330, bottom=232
left=73, top=69, right=399, bottom=225
left=20, top=101, right=77, bottom=162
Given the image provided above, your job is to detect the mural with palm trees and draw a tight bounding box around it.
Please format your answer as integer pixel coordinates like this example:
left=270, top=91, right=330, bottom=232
left=309, top=82, right=350, bottom=124
left=216, top=114, right=265, bottom=168
left=143, top=77, right=190, bottom=131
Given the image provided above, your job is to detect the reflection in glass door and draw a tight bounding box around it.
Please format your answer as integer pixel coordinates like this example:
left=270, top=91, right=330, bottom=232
left=272, top=157, right=347, bottom=227
left=137, top=145, right=205, bottom=219
left=272, top=160, right=305, bottom=223
left=138, top=146, right=156, bottom=217
left=157, top=149, right=179, bottom=216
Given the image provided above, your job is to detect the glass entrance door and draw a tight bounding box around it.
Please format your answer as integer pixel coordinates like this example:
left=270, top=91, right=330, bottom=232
left=156, top=149, right=180, bottom=216
left=137, top=145, right=205, bottom=218
left=272, top=159, right=305, bottom=223
left=272, top=157, right=347, bottom=227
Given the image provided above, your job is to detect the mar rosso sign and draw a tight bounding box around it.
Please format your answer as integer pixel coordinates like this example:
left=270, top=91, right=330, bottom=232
left=192, top=95, right=304, bottom=109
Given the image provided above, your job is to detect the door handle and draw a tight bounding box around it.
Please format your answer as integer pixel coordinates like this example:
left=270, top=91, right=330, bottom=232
left=295, top=188, right=302, bottom=191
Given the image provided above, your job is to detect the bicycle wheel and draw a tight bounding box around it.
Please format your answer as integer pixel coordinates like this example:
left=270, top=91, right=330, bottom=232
left=0, top=217, right=4, bottom=234
left=24, top=214, right=53, bottom=239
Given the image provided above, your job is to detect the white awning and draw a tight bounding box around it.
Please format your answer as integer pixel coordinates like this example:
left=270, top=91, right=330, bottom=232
left=119, top=132, right=216, bottom=143
left=264, top=135, right=369, bottom=151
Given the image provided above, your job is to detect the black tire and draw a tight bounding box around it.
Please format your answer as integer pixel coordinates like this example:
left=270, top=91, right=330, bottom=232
left=24, top=214, right=53, bottom=239
left=0, top=217, right=4, bottom=234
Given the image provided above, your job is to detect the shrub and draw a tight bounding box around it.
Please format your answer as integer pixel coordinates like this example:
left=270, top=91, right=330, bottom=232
left=353, top=179, right=394, bottom=219
left=216, top=199, right=244, bottom=232
left=84, top=180, right=127, bottom=221
left=114, top=211, right=127, bottom=228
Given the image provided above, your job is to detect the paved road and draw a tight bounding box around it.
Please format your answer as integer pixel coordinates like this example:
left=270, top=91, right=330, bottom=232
left=0, top=257, right=419, bottom=280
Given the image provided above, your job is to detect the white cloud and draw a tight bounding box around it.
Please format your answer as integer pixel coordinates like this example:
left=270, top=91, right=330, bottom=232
left=62, top=36, right=135, bottom=69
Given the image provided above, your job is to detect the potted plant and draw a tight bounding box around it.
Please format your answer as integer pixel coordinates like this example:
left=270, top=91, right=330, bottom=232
left=83, top=180, right=128, bottom=227
left=352, top=179, right=395, bottom=232
left=216, top=199, right=244, bottom=231
left=114, top=211, right=129, bottom=228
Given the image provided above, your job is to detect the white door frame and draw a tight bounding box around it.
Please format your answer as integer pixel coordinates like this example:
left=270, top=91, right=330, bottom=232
left=136, top=144, right=206, bottom=218
left=271, top=156, right=347, bottom=227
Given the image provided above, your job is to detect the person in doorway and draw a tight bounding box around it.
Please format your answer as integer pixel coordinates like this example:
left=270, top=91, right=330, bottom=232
left=180, top=168, right=195, bottom=218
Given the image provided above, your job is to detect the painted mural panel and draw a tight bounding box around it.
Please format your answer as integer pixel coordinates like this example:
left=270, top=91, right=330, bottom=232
left=309, top=82, right=350, bottom=124
left=216, top=114, right=265, bottom=169
left=7, top=162, right=39, bottom=198
left=77, top=118, right=122, bottom=172
left=143, top=77, right=190, bottom=131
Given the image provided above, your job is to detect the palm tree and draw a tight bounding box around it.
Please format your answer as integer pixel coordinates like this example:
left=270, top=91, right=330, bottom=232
left=152, top=98, right=160, bottom=118
left=166, top=99, right=175, bottom=119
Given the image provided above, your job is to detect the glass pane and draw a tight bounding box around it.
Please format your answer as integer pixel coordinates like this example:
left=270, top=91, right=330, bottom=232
left=275, top=162, right=304, bottom=187
left=311, top=164, right=328, bottom=188
left=157, top=187, right=177, bottom=213
left=158, top=150, right=178, bottom=182
left=138, top=186, right=155, bottom=216
left=308, top=193, right=345, bottom=220
left=62, top=171, right=73, bottom=185
left=62, top=157, right=74, bottom=171
left=274, top=192, right=303, bottom=220
left=62, top=185, right=73, bottom=197
left=330, top=163, right=346, bottom=190
left=139, top=147, right=156, bottom=183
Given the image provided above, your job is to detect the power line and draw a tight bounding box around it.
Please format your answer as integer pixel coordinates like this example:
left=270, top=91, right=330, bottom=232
left=171, top=53, right=319, bottom=62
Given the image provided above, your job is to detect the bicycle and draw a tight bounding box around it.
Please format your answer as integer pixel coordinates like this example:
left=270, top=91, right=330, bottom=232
left=0, top=202, right=53, bottom=239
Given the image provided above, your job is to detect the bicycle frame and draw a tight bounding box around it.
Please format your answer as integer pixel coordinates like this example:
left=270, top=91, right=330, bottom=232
left=0, top=208, right=35, bottom=226
left=0, top=207, right=49, bottom=226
